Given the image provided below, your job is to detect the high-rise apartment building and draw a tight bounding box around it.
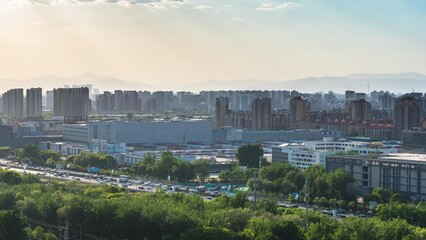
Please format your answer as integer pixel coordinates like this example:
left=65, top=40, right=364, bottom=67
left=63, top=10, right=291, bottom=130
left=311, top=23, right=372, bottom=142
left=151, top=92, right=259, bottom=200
left=355, top=92, right=367, bottom=100
left=26, top=88, right=42, bottom=120
left=46, top=90, right=54, bottom=110
left=289, top=96, right=310, bottom=128
left=215, top=97, right=229, bottom=128
left=2, top=88, right=24, bottom=119
left=394, top=95, right=423, bottom=140
left=345, top=90, right=356, bottom=102
left=96, top=91, right=141, bottom=113
left=96, top=91, right=115, bottom=113
left=53, top=87, right=90, bottom=122
left=348, top=99, right=372, bottom=121
left=251, top=98, right=272, bottom=130
left=378, top=93, right=394, bottom=110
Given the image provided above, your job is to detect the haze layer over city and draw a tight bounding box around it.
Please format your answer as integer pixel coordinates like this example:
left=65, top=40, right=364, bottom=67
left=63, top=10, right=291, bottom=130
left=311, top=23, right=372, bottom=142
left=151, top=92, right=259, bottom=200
left=2, top=1, right=426, bottom=240
left=0, top=0, right=425, bottom=92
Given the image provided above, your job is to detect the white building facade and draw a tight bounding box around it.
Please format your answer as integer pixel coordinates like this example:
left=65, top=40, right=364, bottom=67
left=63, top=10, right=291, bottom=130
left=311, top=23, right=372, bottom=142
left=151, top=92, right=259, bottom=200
left=272, top=137, right=398, bottom=169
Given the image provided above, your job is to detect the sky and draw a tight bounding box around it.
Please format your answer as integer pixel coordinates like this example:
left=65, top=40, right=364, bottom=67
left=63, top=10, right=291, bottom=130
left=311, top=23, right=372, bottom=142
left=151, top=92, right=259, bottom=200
left=0, top=0, right=426, bottom=89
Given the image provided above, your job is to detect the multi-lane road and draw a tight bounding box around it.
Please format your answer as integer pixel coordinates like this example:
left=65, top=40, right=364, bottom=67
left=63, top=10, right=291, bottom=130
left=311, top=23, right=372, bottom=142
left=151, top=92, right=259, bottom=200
left=0, top=159, right=224, bottom=200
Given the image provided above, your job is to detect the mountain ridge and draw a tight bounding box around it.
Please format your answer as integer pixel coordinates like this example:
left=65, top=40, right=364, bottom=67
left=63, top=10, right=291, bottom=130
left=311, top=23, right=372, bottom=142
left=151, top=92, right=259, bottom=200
left=0, top=72, right=425, bottom=94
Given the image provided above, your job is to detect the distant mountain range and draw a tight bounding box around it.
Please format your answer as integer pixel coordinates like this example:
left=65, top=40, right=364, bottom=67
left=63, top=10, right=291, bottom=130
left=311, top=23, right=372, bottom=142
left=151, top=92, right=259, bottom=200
left=0, top=73, right=152, bottom=93
left=182, top=72, right=426, bottom=94
left=0, top=72, right=425, bottom=94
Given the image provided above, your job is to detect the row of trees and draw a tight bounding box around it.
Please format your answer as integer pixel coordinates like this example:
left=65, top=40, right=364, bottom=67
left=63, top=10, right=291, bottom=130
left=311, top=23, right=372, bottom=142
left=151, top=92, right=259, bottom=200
left=65, top=152, right=116, bottom=170
left=130, top=152, right=210, bottom=182
left=0, top=173, right=424, bottom=240
left=14, top=144, right=61, bottom=167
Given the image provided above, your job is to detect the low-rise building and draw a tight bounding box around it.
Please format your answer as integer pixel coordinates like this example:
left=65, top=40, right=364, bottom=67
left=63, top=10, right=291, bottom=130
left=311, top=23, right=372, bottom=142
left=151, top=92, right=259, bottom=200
left=272, top=137, right=398, bottom=169
left=326, top=153, right=426, bottom=200
left=402, top=128, right=426, bottom=150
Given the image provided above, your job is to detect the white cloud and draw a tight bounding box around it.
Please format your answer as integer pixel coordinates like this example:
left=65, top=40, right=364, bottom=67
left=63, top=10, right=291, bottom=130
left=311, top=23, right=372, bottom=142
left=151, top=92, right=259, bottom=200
left=195, top=4, right=213, bottom=10
left=256, top=2, right=295, bottom=11
left=26, top=0, right=192, bottom=9
left=231, top=17, right=243, bottom=22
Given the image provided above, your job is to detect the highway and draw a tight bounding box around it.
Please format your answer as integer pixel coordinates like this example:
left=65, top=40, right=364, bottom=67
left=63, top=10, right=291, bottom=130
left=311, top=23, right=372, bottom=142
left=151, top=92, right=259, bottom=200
left=0, top=159, right=223, bottom=199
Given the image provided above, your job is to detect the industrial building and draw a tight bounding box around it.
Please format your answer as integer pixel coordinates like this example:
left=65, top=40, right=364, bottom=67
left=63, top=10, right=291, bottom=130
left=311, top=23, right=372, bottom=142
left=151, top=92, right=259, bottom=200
left=63, top=120, right=213, bottom=145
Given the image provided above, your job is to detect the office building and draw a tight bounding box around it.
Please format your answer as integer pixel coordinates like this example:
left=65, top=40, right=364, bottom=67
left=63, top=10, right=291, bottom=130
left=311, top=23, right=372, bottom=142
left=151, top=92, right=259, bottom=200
left=26, top=88, right=42, bottom=120
left=394, top=95, right=422, bottom=140
left=53, top=87, right=90, bottom=122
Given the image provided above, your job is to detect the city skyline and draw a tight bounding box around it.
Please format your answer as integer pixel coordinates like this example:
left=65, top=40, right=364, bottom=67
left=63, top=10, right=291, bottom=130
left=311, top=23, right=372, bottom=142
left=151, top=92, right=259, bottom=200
left=1, top=0, right=425, bottom=91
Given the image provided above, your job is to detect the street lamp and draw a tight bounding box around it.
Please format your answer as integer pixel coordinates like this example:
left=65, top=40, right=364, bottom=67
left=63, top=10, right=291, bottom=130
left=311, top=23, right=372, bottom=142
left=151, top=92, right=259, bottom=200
left=305, top=180, right=310, bottom=229
left=253, top=156, right=262, bottom=210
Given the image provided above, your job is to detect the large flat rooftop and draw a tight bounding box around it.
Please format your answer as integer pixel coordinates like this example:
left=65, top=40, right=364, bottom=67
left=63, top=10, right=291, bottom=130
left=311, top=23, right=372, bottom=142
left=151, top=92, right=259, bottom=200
left=380, top=153, right=426, bottom=162
left=329, top=152, right=426, bottom=163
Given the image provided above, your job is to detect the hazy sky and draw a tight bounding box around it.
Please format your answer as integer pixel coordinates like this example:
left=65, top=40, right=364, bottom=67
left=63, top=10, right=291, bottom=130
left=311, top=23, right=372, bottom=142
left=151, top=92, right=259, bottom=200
left=1, top=0, right=426, bottom=89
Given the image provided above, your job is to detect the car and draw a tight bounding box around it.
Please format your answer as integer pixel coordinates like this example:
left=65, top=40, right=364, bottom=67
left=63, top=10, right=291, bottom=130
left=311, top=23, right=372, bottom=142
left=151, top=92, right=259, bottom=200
left=138, top=186, right=144, bottom=190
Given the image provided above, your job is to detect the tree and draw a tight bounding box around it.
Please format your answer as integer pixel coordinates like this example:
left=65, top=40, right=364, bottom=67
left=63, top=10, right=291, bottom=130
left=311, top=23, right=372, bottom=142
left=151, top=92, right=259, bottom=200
left=390, top=193, right=406, bottom=204
left=260, top=162, right=297, bottom=181
left=181, top=227, right=235, bottom=240
left=271, top=220, right=304, bottom=240
left=0, top=209, right=28, bottom=240
left=173, top=161, right=195, bottom=182
left=364, top=192, right=383, bottom=204
left=326, top=168, right=355, bottom=200
left=236, top=144, right=263, bottom=168
left=259, top=198, right=278, bottom=214
left=153, top=152, right=179, bottom=180
left=192, top=159, right=210, bottom=181
left=20, top=144, right=41, bottom=165
left=0, top=146, right=13, bottom=158
left=230, top=191, right=248, bottom=208
left=242, top=217, right=274, bottom=240
left=306, top=219, right=338, bottom=240
left=348, top=201, right=357, bottom=210
left=41, top=150, right=61, bottom=162
left=319, top=197, right=328, bottom=208
left=0, top=170, right=23, bottom=185
left=372, top=188, right=393, bottom=203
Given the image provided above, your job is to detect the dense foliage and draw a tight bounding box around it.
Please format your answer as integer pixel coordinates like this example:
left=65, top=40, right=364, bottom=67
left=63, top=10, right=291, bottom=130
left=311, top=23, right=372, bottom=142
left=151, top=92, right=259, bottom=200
left=0, top=168, right=423, bottom=240
left=130, top=152, right=210, bottom=182
left=236, top=144, right=265, bottom=168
